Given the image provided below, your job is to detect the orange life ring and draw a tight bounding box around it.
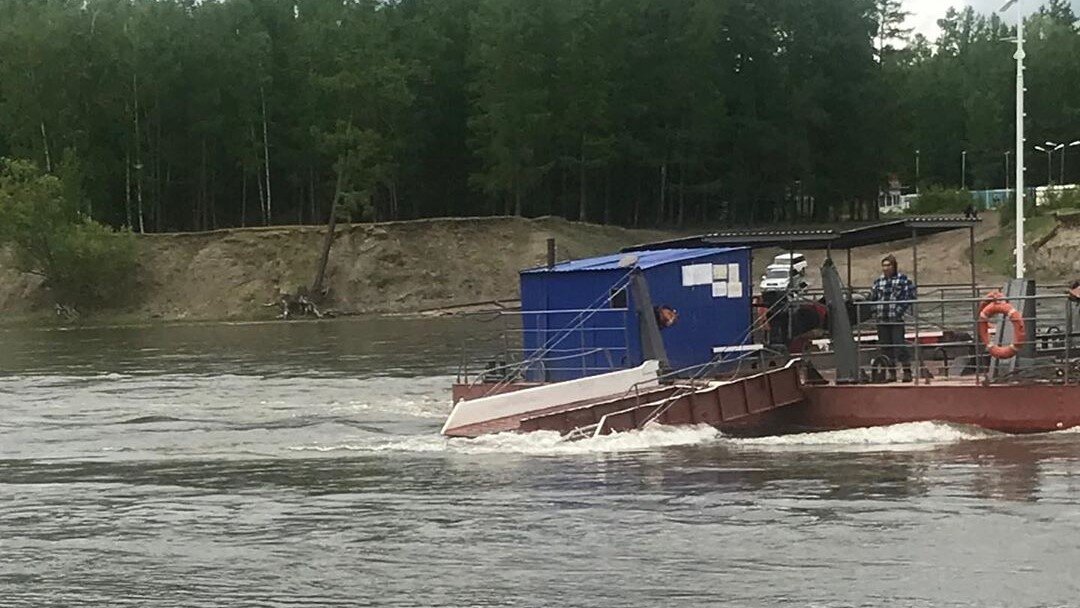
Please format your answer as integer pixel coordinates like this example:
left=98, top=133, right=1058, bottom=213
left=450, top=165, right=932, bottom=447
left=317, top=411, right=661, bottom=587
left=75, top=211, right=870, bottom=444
left=977, top=292, right=1025, bottom=359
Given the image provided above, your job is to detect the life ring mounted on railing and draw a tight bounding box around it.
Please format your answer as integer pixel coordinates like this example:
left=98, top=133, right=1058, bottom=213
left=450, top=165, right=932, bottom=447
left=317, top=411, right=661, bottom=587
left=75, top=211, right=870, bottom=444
left=977, top=291, right=1026, bottom=360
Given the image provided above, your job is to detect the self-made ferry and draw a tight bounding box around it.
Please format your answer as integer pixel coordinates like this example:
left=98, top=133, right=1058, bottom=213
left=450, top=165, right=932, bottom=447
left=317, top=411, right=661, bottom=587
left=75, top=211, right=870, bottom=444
left=443, top=216, right=1080, bottom=440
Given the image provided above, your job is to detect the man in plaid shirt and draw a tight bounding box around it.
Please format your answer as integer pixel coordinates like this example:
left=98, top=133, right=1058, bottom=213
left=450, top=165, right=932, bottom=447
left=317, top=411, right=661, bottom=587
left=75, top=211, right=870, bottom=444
left=870, top=254, right=916, bottom=382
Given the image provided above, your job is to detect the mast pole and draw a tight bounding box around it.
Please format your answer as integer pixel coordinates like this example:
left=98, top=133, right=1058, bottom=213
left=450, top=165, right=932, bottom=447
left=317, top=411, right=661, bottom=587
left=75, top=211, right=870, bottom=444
left=1006, top=0, right=1026, bottom=278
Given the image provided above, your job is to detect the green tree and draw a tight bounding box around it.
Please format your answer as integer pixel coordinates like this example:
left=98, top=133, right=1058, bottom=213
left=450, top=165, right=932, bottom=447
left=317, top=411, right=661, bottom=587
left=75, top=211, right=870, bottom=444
left=2, top=0, right=1071, bottom=232
left=874, top=0, right=912, bottom=66
left=0, top=159, right=136, bottom=308
left=468, top=0, right=558, bottom=216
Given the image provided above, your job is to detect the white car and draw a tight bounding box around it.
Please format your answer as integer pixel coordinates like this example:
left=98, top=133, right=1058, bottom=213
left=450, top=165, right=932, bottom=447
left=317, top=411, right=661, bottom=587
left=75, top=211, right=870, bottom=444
left=771, top=252, right=808, bottom=274
left=760, top=265, right=809, bottom=293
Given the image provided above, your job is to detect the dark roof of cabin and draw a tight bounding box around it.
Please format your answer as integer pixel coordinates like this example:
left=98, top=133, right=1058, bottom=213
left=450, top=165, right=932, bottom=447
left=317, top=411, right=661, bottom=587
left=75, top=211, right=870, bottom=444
left=520, top=246, right=743, bottom=274
left=623, top=215, right=981, bottom=251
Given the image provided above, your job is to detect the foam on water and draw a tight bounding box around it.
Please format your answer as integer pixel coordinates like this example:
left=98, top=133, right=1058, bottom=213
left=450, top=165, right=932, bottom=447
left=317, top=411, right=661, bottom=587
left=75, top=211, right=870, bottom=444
left=290, top=423, right=722, bottom=456
left=290, top=421, right=1002, bottom=457
left=729, top=421, right=996, bottom=452
left=328, top=375, right=453, bottom=420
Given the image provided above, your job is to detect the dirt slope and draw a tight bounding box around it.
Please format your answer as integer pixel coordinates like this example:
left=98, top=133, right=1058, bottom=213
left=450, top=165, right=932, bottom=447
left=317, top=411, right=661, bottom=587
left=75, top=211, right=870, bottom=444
left=1030, top=219, right=1080, bottom=279
left=0, top=216, right=672, bottom=321
left=0, top=211, right=1059, bottom=324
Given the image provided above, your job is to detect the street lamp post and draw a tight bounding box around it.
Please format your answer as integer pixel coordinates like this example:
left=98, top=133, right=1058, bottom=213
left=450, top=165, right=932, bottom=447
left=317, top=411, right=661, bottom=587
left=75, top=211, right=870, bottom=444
left=1063, top=140, right=1080, bottom=184
left=1046, top=141, right=1065, bottom=185
left=1035, top=145, right=1053, bottom=185
left=1001, top=151, right=1011, bottom=212
left=915, top=149, right=921, bottom=194
left=962, top=150, right=967, bottom=189
left=1005, top=150, right=1011, bottom=191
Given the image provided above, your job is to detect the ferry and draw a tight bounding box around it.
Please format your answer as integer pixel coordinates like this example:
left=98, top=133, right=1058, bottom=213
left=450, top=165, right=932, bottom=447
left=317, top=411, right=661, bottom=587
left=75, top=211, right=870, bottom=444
left=442, top=216, right=1080, bottom=440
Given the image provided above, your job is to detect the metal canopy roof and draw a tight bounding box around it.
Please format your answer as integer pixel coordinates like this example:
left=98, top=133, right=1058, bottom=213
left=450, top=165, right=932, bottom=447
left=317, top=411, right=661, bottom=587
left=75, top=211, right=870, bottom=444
left=623, top=215, right=981, bottom=251
left=521, top=246, right=743, bottom=273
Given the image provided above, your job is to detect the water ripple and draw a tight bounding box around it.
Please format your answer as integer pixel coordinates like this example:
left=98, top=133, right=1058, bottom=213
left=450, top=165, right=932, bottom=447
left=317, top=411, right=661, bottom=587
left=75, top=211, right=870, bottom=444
left=1, top=319, right=1080, bottom=607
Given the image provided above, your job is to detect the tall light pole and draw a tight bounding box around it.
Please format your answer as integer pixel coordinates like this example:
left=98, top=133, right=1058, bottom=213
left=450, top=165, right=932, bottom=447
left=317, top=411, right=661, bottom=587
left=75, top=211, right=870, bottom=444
left=915, top=149, right=921, bottom=194
left=1035, top=145, right=1053, bottom=185
left=963, top=149, right=972, bottom=188
left=1046, top=141, right=1065, bottom=185
left=1005, top=150, right=1011, bottom=192
left=1062, top=140, right=1079, bottom=184
left=1053, top=142, right=1065, bottom=183
left=1001, top=0, right=1025, bottom=278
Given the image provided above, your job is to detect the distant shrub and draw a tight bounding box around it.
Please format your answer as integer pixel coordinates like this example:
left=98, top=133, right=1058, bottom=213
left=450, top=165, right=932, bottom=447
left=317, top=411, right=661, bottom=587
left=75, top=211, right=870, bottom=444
left=997, top=190, right=1067, bottom=225
left=47, top=220, right=137, bottom=307
left=909, top=187, right=973, bottom=215
left=1040, top=187, right=1080, bottom=211
left=0, top=158, right=137, bottom=309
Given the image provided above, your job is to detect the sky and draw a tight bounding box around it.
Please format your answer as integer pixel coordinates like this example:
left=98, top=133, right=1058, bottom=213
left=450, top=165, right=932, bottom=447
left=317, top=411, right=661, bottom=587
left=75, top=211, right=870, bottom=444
left=906, top=0, right=1080, bottom=39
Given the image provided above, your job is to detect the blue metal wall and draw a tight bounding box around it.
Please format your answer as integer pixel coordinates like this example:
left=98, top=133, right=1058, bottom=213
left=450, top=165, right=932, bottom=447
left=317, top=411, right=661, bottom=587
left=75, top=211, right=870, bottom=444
left=519, top=248, right=752, bottom=381
left=519, top=269, right=635, bottom=382
left=644, top=251, right=752, bottom=371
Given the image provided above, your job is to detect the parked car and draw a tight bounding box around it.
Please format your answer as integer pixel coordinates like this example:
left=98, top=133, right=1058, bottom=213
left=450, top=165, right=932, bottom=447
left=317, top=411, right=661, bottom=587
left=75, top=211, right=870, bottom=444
left=760, top=252, right=809, bottom=293
left=760, top=265, right=808, bottom=293
left=771, top=252, right=808, bottom=274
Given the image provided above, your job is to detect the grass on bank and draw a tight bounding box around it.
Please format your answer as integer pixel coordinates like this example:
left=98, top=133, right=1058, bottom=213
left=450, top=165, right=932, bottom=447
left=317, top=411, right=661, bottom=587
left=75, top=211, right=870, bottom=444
left=979, top=213, right=1057, bottom=277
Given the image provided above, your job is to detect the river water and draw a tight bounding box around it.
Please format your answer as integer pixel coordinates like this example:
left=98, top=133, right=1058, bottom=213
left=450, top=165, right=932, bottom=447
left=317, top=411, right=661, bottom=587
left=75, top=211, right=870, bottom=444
left=1, top=317, right=1079, bottom=607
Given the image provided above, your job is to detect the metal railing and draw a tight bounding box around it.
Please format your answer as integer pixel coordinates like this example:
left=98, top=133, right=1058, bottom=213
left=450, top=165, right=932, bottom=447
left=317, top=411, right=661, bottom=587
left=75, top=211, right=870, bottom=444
left=456, top=281, right=1080, bottom=396
left=456, top=307, right=633, bottom=389
left=802, top=285, right=1080, bottom=385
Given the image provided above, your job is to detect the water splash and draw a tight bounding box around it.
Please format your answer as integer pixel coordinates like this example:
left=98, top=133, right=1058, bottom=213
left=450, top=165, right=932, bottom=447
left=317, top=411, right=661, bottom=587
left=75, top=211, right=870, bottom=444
left=290, top=421, right=1003, bottom=457
left=290, top=423, right=721, bottom=456
left=728, top=421, right=996, bottom=452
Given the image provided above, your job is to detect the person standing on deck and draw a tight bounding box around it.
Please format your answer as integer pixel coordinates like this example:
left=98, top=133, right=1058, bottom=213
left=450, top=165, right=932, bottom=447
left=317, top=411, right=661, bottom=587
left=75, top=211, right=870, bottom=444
left=870, top=254, right=916, bottom=383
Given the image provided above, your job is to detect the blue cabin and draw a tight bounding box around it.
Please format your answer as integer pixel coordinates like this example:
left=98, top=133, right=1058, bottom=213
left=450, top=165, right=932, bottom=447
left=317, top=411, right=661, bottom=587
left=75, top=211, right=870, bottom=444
left=519, top=247, right=752, bottom=381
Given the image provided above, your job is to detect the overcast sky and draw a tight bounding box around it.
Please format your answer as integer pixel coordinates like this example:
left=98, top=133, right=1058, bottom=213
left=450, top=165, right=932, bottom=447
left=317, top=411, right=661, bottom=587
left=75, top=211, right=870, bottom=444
left=906, top=0, right=1080, bottom=38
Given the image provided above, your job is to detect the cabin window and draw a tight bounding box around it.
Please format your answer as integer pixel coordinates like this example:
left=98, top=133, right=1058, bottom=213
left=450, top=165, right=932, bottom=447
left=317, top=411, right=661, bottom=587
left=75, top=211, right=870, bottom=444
left=610, top=288, right=628, bottom=309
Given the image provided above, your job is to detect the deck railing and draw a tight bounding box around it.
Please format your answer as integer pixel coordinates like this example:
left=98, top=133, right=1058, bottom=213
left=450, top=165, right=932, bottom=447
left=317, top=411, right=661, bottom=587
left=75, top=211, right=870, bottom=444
left=456, top=307, right=632, bottom=388
left=799, top=284, right=1080, bottom=385
left=456, top=281, right=1080, bottom=391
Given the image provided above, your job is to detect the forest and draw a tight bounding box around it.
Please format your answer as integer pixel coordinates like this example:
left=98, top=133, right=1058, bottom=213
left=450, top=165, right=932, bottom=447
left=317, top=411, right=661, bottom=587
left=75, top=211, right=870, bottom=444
left=0, top=0, right=1078, bottom=233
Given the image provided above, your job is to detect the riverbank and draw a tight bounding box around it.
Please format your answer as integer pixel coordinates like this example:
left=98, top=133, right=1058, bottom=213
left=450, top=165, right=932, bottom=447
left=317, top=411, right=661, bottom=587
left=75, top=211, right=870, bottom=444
left=0, top=216, right=673, bottom=324
left=4, top=211, right=1076, bottom=327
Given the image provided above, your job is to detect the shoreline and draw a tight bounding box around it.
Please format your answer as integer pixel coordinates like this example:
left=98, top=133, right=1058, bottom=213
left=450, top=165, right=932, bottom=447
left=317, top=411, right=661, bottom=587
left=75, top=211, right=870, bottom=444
left=4, top=210, right=1072, bottom=330
left=0, top=216, right=670, bottom=328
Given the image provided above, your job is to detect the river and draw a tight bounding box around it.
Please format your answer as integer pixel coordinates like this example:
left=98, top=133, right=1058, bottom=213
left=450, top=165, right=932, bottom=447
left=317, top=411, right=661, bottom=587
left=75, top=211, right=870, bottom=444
left=1, top=317, right=1078, bottom=607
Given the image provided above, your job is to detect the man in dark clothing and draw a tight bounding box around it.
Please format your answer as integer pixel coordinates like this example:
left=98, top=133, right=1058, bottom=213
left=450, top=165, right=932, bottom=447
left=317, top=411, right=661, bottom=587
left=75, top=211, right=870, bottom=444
left=870, top=254, right=916, bottom=382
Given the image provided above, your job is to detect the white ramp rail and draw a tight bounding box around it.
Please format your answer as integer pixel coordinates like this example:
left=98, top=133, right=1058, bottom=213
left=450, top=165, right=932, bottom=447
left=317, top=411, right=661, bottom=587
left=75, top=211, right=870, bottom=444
left=441, top=361, right=661, bottom=437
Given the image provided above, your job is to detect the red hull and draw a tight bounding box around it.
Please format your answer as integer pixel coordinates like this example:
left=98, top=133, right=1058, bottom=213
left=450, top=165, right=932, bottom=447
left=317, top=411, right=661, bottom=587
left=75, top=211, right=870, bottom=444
left=789, top=383, right=1080, bottom=434
left=450, top=374, right=1080, bottom=437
